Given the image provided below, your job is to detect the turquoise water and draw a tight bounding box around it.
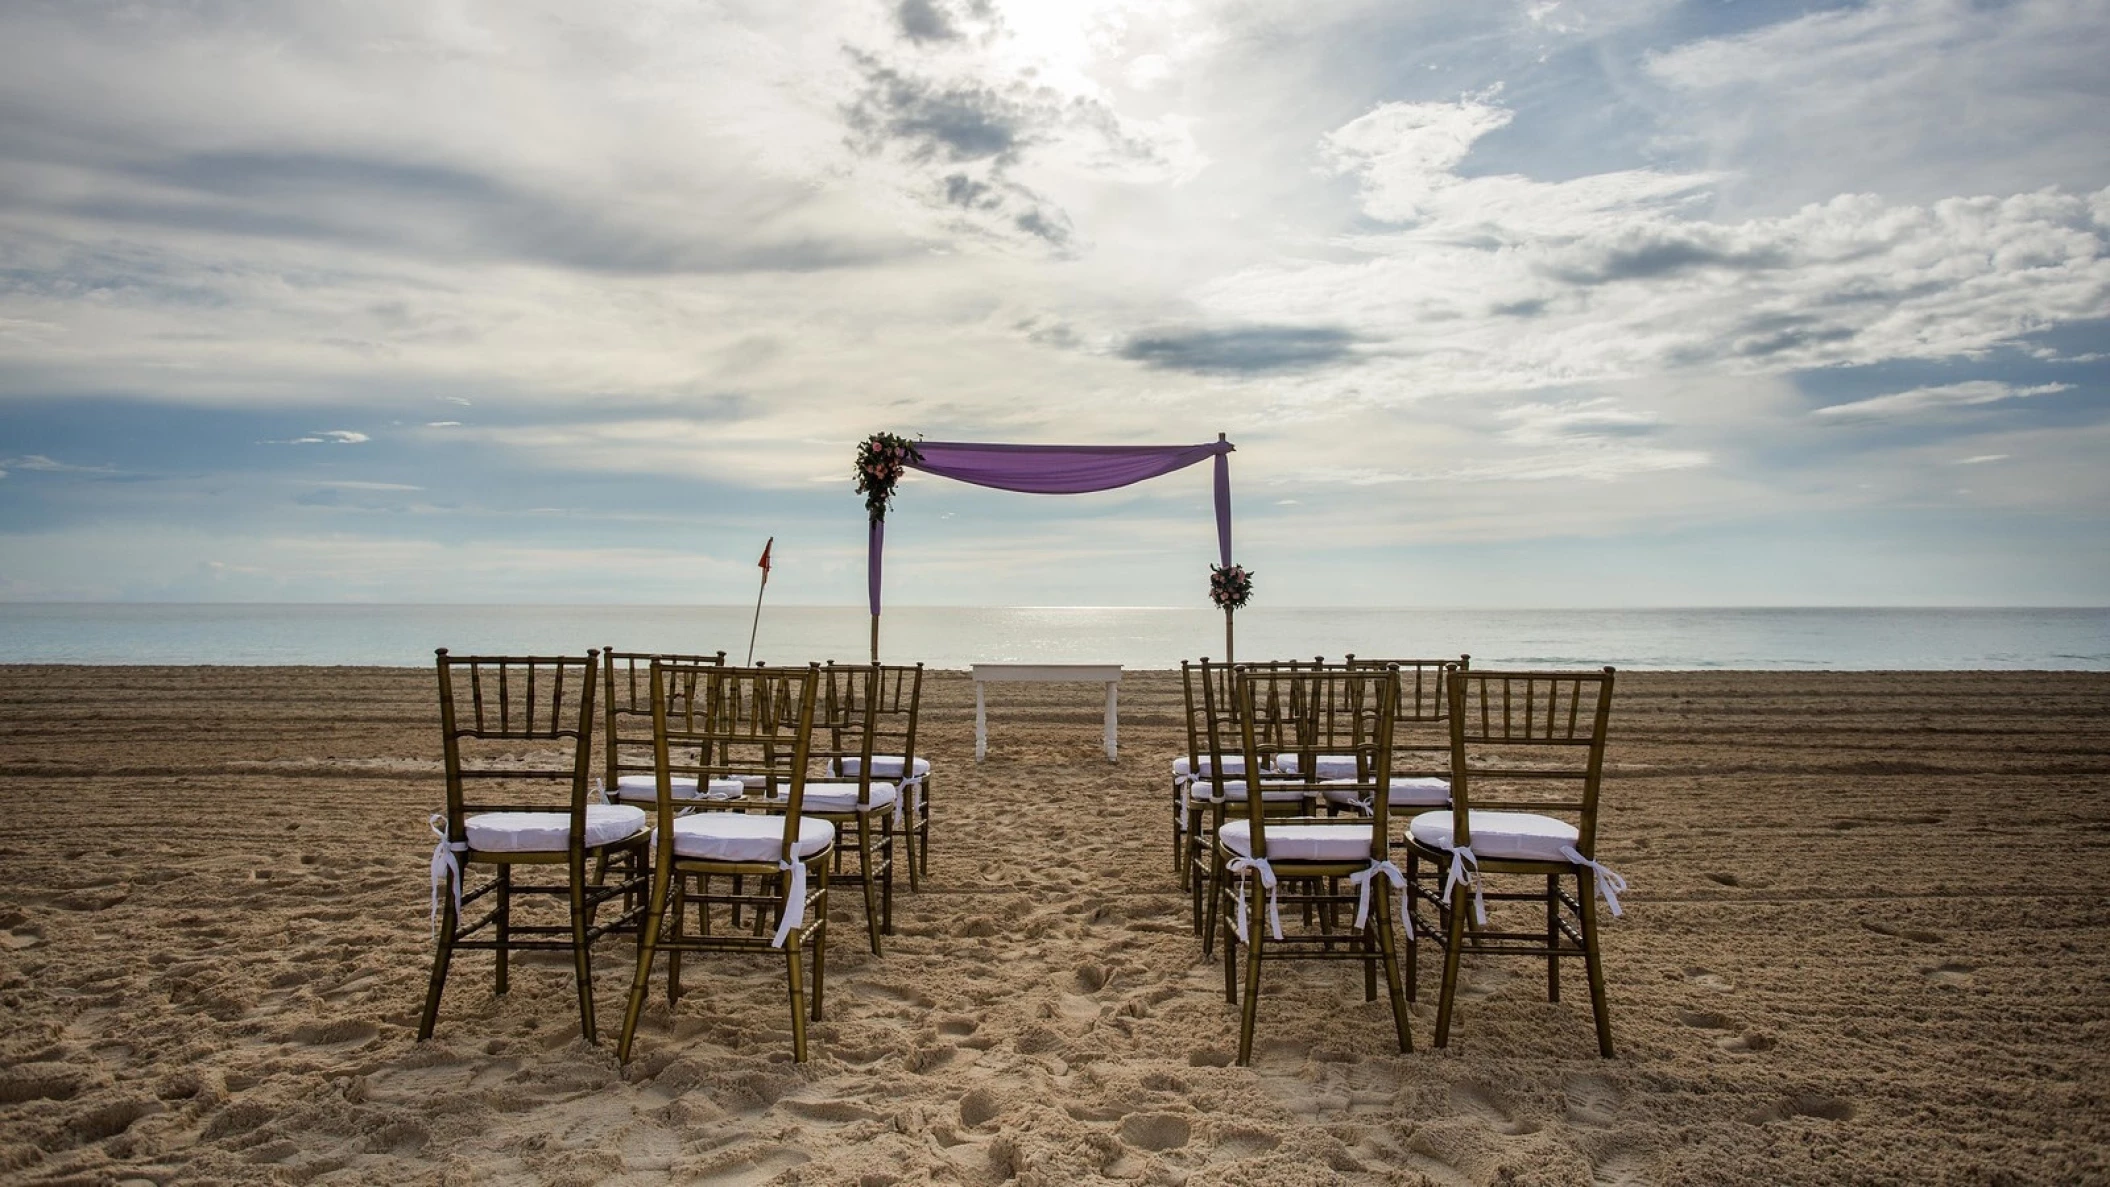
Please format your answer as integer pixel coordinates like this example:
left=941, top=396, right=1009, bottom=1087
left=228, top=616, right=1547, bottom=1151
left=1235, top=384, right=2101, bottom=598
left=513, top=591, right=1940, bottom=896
left=0, top=604, right=2104, bottom=669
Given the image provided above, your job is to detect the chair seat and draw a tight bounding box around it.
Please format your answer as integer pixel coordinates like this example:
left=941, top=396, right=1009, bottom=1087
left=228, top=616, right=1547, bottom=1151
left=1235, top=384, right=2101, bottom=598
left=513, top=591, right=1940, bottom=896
left=1273, top=753, right=1359, bottom=779
left=832, top=756, right=930, bottom=780
left=1409, top=810, right=1579, bottom=862
left=1195, top=779, right=1310, bottom=804
left=1320, top=776, right=1452, bottom=809
left=1219, top=819, right=1378, bottom=862
left=610, top=774, right=745, bottom=803
left=465, top=805, right=648, bottom=853
left=668, top=812, right=835, bottom=863
left=1173, top=754, right=1260, bottom=779
left=782, top=781, right=898, bottom=814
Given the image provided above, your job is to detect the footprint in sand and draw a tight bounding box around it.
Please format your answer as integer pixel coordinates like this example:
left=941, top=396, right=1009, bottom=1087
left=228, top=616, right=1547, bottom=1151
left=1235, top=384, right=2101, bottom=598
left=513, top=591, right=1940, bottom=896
left=1922, top=961, right=1975, bottom=988
left=1564, top=1074, right=1622, bottom=1128
left=1682, top=966, right=1734, bottom=991
left=1207, top=1128, right=1279, bottom=1163
left=1118, top=1113, right=1191, bottom=1152
left=1702, top=872, right=1771, bottom=889
left=1861, top=921, right=1944, bottom=944
left=4, top=924, right=42, bottom=950
left=1744, top=1095, right=1856, bottom=1125
left=1449, top=1081, right=1539, bottom=1137
left=1715, top=1031, right=1777, bottom=1053
left=1593, top=1147, right=1654, bottom=1186
left=1675, top=1009, right=1734, bottom=1031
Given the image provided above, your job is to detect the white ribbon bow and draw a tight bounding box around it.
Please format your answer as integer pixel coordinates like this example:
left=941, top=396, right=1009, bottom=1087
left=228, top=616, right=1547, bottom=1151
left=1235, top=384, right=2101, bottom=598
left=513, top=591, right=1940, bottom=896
left=1224, top=855, right=1282, bottom=943
left=590, top=778, right=608, bottom=805
left=428, top=813, right=467, bottom=934
left=1560, top=845, right=1628, bottom=917
left=1348, top=859, right=1411, bottom=938
left=772, top=859, right=808, bottom=949
left=1440, top=845, right=1487, bottom=926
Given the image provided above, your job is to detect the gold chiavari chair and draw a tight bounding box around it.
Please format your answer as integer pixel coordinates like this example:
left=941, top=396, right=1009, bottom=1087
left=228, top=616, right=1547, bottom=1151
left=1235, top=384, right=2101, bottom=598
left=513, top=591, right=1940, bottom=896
left=792, top=661, right=898, bottom=955
left=1405, top=666, right=1626, bottom=1056
left=1216, top=664, right=1413, bottom=1065
left=1174, top=658, right=1267, bottom=891
left=601, top=648, right=731, bottom=807
left=618, top=661, right=835, bottom=1063
left=1319, top=656, right=1467, bottom=824
left=1190, top=658, right=1312, bottom=952
left=420, top=649, right=650, bottom=1045
left=828, top=663, right=930, bottom=890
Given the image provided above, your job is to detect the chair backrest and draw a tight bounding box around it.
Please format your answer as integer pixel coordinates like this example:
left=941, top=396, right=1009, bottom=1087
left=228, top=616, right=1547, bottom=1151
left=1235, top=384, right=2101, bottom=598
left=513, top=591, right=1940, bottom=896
left=814, top=661, right=882, bottom=802
left=648, top=661, right=820, bottom=866
left=1181, top=657, right=1238, bottom=776
left=601, top=648, right=725, bottom=794
left=1344, top=654, right=1468, bottom=723
left=869, top=662, right=925, bottom=773
left=1444, top=666, right=1616, bottom=855
left=435, top=649, right=601, bottom=835
left=1234, top=666, right=1396, bottom=859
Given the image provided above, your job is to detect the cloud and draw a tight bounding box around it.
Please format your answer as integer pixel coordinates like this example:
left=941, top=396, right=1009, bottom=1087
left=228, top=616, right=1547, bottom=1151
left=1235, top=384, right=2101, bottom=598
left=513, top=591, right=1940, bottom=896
left=269, top=430, right=370, bottom=445
left=0, top=454, right=111, bottom=473
left=1813, top=382, right=2073, bottom=422
left=1955, top=454, right=2009, bottom=465
left=1118, top=325, right=1362, bottom=375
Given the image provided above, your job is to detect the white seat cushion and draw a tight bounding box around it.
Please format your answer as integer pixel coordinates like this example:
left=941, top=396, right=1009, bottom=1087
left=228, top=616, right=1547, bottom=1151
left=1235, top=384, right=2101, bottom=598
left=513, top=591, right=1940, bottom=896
left=1219, top=819, right=1377, bottom=862
left=465, top=805, right=647, bottom=853
left=1173, top=754, right=1258, bottom=778
left=833, top=756, right=930, bottom=780
left=1320, top=776, right=1452, bottom=809
left=669, top=812, right=834, bottom=863
left=1273, top=753, right=1359, bottom=779
left=1196, top=779, right=1310, bottom=804
left=1409, top=810, right=1579, bottom=862
left=610, top=774, right=745, bottom=802
left=780, top=781, right=898, bottom=814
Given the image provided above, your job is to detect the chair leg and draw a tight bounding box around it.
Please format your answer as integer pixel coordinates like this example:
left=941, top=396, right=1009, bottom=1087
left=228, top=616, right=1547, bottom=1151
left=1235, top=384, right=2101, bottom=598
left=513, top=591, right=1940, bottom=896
left=569, top=855, right=597, bottom=1044
left=1403, top=850, right=1419, bottom=1002
left=1434, top=881, right=1469, bottom=1049
left=667, top=873, right=687, bottom=1005
left=811, top=863, right=829, bottom=1021
left=1376, top=886, right=1413, bottom=1054
left=881, top=814, right=895, bottom=937
left=1547, top=873, right=1562, bottom=1003
left=855, top=815, right=882, bottom=956
left=904, top=789, right=923, bottom=892
left=1362, top=915, right=1378, bottom=1002
left=417, top=884, right=460, bottom=1040
left=786, top=929, right=808, bottom=1064
left=1236, top=878, right=1265, bottom=1066
left=617, top=862, right=674, bottom=1064
left=494, top=864, right=511, bottom=996
left=917, top=780, right=932, bottom=878
left=1579, top=869, right=1614, bottom=1058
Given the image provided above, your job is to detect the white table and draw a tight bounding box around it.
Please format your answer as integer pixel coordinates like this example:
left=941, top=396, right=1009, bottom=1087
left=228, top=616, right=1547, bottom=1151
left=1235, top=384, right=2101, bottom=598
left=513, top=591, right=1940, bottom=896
left=970, top=663, right=1123, bottom=763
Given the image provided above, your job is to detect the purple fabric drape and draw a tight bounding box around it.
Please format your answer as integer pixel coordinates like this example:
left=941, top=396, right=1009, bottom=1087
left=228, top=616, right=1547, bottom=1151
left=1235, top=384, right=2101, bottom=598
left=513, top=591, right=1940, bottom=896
left=867, top=438, right=1234, bottom=616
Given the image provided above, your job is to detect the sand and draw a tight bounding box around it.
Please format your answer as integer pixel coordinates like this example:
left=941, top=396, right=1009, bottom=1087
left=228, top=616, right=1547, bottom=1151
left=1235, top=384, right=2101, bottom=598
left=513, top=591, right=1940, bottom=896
left=1, top=665, right=2107, bottom=1186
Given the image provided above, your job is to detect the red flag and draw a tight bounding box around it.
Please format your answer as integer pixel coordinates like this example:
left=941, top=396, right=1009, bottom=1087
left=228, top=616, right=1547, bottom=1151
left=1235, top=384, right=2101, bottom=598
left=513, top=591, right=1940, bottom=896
left=757, top=537, right=773, bottom=585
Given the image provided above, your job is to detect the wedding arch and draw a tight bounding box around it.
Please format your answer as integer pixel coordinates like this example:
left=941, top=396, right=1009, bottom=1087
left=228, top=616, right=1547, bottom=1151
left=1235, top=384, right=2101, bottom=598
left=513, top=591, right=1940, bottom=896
left=856, top=434, right=1250, bottom=661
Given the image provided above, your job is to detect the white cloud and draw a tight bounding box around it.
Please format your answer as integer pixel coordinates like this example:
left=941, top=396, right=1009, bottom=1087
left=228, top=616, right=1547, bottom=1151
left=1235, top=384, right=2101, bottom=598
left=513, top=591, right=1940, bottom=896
left=270, top=431, right=371, bottom=445
left=1813, top=382, right=2072, bottom=422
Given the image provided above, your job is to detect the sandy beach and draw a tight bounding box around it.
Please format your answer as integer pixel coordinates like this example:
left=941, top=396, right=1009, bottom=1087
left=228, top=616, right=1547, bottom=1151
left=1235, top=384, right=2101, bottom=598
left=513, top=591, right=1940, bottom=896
left=2, top=665, right=2107, bottom=1186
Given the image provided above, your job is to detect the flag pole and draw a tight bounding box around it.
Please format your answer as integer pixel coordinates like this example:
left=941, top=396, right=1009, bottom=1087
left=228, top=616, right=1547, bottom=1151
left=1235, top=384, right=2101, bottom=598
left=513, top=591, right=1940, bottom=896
left=745, top=537, right=773, bottom=665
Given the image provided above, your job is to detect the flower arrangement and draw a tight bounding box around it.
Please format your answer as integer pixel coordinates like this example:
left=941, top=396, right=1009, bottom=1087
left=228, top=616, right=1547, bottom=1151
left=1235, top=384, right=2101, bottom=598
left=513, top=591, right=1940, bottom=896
left=855, top=432, right=924, bottom=523
left=1209, top=562, right=1254, bottom=611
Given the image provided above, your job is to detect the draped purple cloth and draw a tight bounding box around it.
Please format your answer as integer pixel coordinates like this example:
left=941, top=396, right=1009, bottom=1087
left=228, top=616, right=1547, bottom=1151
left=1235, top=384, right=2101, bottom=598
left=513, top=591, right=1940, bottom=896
left=867, top=438, right=1234, bottom=616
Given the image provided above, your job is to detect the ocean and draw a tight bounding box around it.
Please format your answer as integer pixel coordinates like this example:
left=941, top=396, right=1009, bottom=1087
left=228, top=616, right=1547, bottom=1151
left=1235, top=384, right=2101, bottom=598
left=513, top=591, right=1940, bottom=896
left=0, top=604, right=2104, bottom=670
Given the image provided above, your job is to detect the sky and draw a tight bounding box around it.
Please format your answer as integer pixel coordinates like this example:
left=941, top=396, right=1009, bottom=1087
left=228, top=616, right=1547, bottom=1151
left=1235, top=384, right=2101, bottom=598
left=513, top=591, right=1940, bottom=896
left=0, top=0, right=2105, bottom=608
